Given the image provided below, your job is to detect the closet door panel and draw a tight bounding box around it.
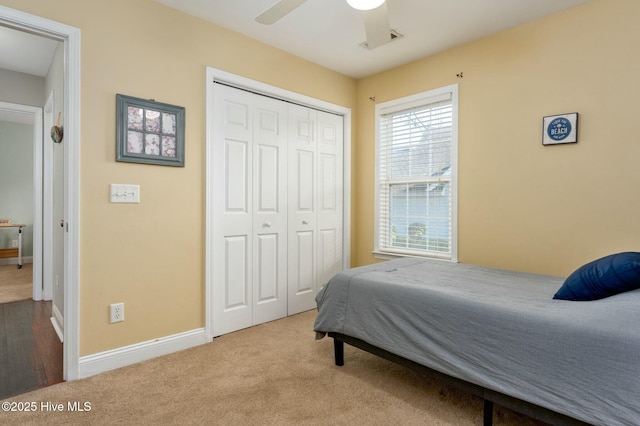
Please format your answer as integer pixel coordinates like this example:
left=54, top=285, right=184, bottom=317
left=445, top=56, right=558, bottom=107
left=256, top=233, right=278, bottom=302
left=225, top=140, right=249, bottom=212
left=224, top=235, right=249, bottom=309
left=296, top=150, right=315, bottom=211
left=288, top=104, right=318, bottom=314
left=317, top=111, right=344, bottom=288
left=212, top=85, right=254, bottom=336
left=252, top=95, right=288, bottom=325
left=295, top=231, right=315, bottom=295
left=318, top=229, right=338, bottom=289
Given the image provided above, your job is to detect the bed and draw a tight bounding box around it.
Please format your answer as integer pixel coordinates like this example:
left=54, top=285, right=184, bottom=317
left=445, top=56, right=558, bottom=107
left=313, top=257, right=640, bottom=426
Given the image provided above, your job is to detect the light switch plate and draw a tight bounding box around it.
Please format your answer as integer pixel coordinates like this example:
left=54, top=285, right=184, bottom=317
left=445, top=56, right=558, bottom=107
left=110, top=184, right=140, bottom=203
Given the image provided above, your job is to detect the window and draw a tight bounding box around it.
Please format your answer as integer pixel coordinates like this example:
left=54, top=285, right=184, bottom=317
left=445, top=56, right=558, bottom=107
left=374, top=85, right=457, bottom=260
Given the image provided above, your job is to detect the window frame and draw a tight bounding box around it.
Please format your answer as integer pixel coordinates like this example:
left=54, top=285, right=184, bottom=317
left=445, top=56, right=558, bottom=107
left=373, top=84, right=458, bottom=262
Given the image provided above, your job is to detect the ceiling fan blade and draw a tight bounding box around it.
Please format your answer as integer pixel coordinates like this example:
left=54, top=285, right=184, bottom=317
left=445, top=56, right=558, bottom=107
left=256, top=0, right=308, bottom=25
left=362, top=2, right=392, bottom=49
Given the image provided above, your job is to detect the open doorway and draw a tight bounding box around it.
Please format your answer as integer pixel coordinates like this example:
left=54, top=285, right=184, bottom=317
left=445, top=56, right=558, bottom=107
left=0, top=4, right=81, bottom=383
left=0, top=32, right=63, bottom=397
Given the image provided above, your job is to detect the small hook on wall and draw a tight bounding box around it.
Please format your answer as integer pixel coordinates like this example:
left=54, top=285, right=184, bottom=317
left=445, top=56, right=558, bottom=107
left=456, top=72, right=464, bottom=78
left=369, top=96, right=376, bottom=102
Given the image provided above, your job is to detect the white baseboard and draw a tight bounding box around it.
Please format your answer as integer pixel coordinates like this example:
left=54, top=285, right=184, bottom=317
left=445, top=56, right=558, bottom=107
left=78, top=328, right=207, bottom=379
left=0, top=256, right=33, bottom=266
left=50, top=303, right=64, bottom=343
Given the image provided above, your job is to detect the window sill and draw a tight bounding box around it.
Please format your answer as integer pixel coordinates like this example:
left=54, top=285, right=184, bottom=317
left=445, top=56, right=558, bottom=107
left=372, top=250, right=455, bottom=262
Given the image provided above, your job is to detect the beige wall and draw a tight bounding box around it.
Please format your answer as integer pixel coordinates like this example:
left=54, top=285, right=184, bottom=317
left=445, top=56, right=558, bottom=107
left=353, top=0, right=640, bottom=275
left=0, top=0, right=356, bottom=355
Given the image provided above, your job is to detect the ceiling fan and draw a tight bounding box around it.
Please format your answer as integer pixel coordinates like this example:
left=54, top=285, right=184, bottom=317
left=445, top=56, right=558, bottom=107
left=256, top=0, right=394, bottom=49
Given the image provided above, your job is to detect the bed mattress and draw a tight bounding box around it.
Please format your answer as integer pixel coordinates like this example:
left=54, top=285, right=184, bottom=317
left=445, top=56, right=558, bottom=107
left=314, top=258, right=640, bottom=426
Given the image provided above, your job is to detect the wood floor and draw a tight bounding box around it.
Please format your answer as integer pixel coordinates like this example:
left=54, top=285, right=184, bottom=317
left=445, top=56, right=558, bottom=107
left=0, top=300, right=64, bottom=399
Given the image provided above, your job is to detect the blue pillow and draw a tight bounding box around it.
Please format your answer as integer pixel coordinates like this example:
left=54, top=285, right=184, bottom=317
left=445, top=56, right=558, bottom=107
left=553, top=252, right=640, bottom=301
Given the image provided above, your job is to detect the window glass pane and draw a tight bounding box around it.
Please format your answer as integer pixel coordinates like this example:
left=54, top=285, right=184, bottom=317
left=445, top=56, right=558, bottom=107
left=388, top=182, right=450, bottom=253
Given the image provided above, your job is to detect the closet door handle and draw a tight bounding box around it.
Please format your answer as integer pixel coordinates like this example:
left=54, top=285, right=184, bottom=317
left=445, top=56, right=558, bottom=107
left=302, top=220, right=308, bottom=225
left=263, top=221, right=271, bottom=228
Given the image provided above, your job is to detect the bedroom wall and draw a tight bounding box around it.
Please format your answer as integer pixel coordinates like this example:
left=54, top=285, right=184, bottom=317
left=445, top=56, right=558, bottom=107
left=0, top=0, right=357, bottom=356
left=353, top=0, right=640, bottom=277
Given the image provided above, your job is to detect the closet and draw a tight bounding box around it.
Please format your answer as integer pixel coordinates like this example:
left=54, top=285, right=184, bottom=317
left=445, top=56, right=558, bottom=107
left=210, top=83, right=344, bottom=337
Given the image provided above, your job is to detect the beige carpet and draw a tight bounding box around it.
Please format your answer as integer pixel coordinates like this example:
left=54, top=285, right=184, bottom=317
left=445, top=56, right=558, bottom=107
left=0, top=263, right=32, bottom=304
left=0, top=310, right=546, bottom=426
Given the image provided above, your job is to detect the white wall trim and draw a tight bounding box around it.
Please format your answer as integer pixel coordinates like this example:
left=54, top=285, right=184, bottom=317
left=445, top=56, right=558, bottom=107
left=43, top=91, right=54, bottom=301
left=0, top=5, right=82, bottom=381
left=205, top=66, right=352, bottom=342
left=78, top=328, right=207, bottom=379
left=50, top=303, right=64, bottom=343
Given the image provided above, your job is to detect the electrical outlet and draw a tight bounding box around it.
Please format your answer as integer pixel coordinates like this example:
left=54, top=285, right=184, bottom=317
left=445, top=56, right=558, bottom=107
left=11, top=240, right=18, bottom=248
left=110, top=303, right=125, bottom=323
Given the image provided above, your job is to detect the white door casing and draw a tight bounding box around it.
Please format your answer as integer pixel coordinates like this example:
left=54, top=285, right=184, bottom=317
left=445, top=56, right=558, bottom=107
left=43, top=92, right=54, bottom=301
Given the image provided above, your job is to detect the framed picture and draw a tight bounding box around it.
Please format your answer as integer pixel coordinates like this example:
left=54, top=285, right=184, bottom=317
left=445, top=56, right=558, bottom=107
left=542, top=112, right=578, bottom=146
left=116, top=94, right=185, bottom=166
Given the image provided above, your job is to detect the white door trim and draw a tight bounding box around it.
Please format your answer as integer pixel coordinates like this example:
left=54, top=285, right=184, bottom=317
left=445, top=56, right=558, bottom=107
left=43, top=92, right=54, bottom=301
left=205, top=67, right=351, bottom=341
left=0, top=5, right=82, bottom=381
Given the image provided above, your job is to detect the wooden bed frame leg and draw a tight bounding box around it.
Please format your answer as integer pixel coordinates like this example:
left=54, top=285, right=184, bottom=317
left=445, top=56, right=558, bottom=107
left=483, top=400, right=493, bottom=426
left=334, top=339, right=344, bottom=366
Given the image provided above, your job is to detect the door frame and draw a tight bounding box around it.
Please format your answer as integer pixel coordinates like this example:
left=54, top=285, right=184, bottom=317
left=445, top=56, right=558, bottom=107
left=0, top=5, right=82, bottom=381
left=204, top=67, right=351, bottom=341
left=43, top=91, right=54, bottom=301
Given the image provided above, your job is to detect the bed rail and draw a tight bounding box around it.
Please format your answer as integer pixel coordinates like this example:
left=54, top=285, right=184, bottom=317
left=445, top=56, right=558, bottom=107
left=328, top=332, right=590, bottom=426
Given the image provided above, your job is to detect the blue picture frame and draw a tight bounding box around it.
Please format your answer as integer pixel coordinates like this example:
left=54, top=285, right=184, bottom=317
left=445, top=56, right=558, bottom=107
left=116, top=94, right=185, bottom=166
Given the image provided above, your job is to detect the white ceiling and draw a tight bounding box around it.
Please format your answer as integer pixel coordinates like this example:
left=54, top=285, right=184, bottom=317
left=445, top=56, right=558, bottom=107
left=0, top=0, right=590, bottom=85
left=0, top=25, right=59, bottom=77
left=154, top=0, right=590, bottom=78
left=0, top=25, right=59, bottom=123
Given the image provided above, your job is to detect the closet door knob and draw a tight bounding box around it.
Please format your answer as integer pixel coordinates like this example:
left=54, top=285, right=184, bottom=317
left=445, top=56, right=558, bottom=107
left=263, top=221, right=271, bottom=227
left=302, top=220, right=308, bottom=225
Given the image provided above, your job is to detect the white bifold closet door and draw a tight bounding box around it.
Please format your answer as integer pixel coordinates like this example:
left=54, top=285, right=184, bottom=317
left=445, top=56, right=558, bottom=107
left=287, top=104, right=343, bottom=315
left=211, top=84, right=289, bottom=336
left=211, top=83, right=343, bottom=336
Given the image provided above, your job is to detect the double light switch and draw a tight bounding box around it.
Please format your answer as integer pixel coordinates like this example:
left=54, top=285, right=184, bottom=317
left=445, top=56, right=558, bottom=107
left=110, top=184, right=140, bottom=203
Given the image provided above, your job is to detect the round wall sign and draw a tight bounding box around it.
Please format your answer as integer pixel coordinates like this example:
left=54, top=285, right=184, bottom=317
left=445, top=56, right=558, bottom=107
left=542, top=113, right=578, bottom=145
left=547, top=117, right=572, bottom=142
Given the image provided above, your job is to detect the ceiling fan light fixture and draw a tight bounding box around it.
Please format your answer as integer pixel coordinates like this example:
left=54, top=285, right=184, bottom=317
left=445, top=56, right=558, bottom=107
left=346, top=0, right=385, bottom=11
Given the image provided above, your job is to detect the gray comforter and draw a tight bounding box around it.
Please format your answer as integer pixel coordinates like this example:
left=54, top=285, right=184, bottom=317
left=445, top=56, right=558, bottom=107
left=314, top=258, right=640, bottom=426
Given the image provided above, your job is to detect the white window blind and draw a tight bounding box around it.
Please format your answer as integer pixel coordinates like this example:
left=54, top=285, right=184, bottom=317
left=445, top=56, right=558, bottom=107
left=375, top=87, right=457, bottom=260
